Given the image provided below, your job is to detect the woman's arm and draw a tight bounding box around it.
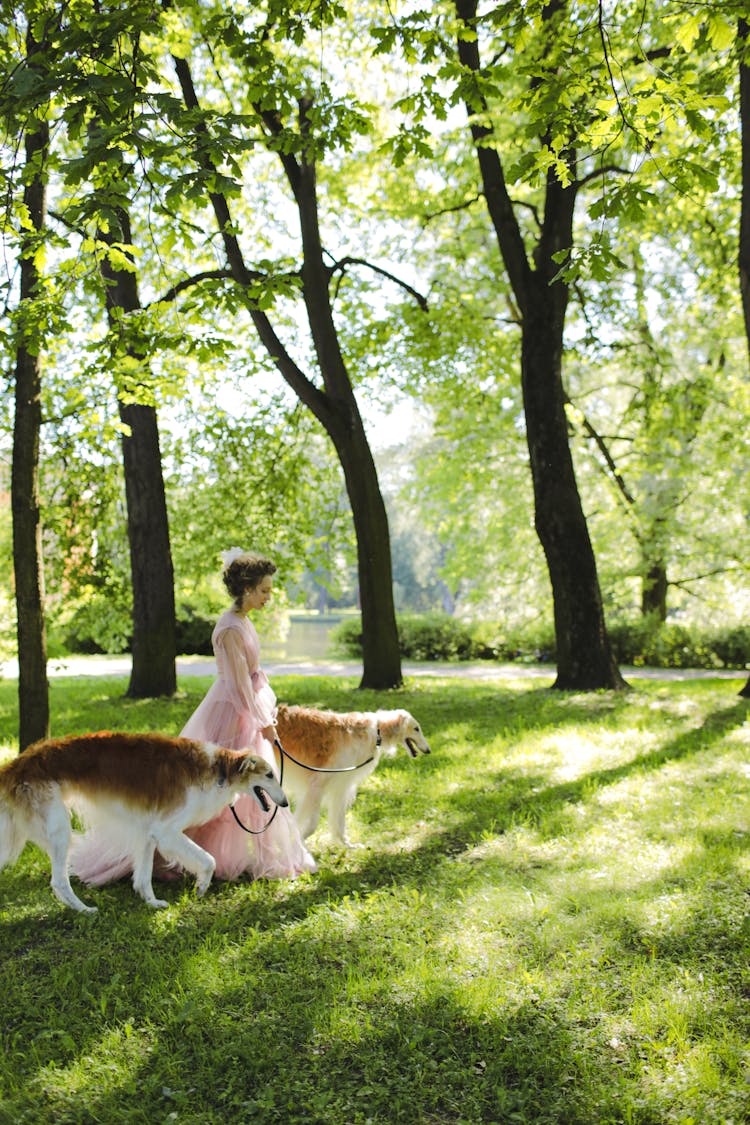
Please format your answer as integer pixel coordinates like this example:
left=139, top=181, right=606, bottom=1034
left=216, top=627, right=276, bottom=731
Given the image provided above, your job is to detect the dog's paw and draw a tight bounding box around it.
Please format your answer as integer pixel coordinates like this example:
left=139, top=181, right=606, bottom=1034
left=68, top=899, right=97, bottom=914
left=148, top=898, right=170, bottom=909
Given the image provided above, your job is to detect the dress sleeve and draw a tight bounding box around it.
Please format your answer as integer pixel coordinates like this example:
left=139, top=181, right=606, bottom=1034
left=215, top=626, right=275, bottom=728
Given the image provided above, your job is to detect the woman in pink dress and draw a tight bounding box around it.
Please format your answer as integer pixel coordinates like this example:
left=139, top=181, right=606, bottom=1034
left=180, top=549, right=316, bottom=879
left=71, top=549, right=316, bottom=886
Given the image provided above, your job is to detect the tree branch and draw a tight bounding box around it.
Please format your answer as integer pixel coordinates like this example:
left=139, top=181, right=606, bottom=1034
left=254, top=102, right=302, bottom=198
left=454, top=0, right=532, bottom=313
left=172, top=53, right=329, bottom=421
left=150, top=268, right=233, bottom=306
left=579, top=412, right=636, bottom=507
left=575, top=163, right=632, bottom=190
left=421, top=193, right=483, bottom=223
left=670, top=566, right=744, bottom=593
left=150, top=267, right=300, bottom=307
left=329, top=256, right=428, bottom=310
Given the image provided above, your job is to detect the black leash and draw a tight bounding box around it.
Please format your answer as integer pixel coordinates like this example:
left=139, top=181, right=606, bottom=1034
left=276, top=728, right=380, bottom=774
left=229, top=730, right=382, bottom=835
left=230, top=799, right=279, bottom=835
left=229, top=738, right=286, bottom=835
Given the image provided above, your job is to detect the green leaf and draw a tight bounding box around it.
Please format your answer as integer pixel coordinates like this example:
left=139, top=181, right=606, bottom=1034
left=707, top=15, right=735, bottom=52
left=674, top=14, right=702, bottom=52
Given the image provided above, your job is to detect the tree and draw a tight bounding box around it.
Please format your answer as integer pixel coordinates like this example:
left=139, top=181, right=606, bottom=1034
left=567, top=238, right=736, bottom=624
left=98, top=206, right=177, bottom=697
left=9, top=13, right=51, bottom=748
left=352, top=1, right=749, bottom=645
left=168, top=13, right=406, bottom=689
left=3, top=0, right=179, bottom=704
left=447, top=0, right=627, bottom=688
left=68, top=19, right=180, bottom=696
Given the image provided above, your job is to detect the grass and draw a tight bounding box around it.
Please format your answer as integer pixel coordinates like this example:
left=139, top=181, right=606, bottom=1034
left=1, top=671, right=750, bottom=1124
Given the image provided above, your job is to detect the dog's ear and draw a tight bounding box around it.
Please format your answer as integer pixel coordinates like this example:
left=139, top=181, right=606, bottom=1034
left=238, top=754, right=261, bottom=775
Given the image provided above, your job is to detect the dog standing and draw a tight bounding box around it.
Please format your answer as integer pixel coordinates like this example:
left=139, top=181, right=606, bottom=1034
left=275, top=705, right=430, bottom=846
left=0, top=731, right=287, bottom=913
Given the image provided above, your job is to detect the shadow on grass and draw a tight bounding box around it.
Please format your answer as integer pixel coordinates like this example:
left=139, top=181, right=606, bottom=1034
left=490, top=698, right=750, bottom=832
left=1, top=871, right=633, bottom=1125
left=8, top=989, right=623, bottom=1125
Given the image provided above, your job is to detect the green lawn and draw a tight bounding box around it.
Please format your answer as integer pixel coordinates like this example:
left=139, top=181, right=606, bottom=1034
left=1, top=672, right=749, bottom=1124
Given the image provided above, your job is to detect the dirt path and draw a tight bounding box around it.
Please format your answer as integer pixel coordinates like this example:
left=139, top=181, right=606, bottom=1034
left=1, top=654, right=745, bottom=684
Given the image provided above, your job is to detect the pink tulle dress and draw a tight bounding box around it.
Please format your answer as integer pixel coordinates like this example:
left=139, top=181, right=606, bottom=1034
left=70, top=610, right=316, bottom=886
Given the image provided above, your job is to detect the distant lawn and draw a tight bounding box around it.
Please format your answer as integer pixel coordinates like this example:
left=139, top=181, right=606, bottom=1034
left=1, top=672, right=749, bottom=1124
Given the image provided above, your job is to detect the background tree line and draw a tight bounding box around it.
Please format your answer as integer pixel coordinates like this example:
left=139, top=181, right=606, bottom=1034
left=2, top=0, right=749, bottom=748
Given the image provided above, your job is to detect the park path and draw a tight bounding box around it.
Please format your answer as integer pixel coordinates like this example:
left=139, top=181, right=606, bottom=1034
left=0, top=654, right=745, bottom=684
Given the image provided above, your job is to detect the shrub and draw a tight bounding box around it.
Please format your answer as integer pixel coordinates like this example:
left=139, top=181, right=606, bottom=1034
left=50, top=597, right=217, bottom=658
left=175, top=606, right=215, bottom=655
left=642, top=623, right=722, bottom=670
left=49, top=589, right=132, bottom=655
left=0, top=588, right=16, bottom=664
left=333, top=612, right=749, bottom=670
left=608, top=618, right=749, bottom=670
left=331, top=616, right=364, bottom=658
left=332, top=614, right=555, bottom=663
left=607, top=617, right=659, bottom=666
left=397, top=614, right=476, bottom=660
left=710, top=625, right=750, bottom=669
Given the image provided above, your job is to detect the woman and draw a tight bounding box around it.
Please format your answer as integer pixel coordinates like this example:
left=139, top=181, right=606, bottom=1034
left=179, top=549, right=316, bottom=879
left=71, top=549, right=316, bottom=886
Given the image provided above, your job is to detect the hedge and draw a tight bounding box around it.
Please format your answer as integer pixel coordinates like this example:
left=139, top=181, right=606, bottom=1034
left=331, top=614, right=750, bottom=670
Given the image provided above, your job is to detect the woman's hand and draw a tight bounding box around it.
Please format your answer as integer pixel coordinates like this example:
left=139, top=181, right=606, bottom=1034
left=261, top=724, right=278, bottom=745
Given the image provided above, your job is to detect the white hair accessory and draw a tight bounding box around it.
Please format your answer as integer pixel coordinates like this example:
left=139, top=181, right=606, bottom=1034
left=220, top=547, right=246, bottom=571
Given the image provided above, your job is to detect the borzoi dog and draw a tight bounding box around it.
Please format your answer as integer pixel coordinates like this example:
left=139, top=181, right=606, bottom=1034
left=274, top=705, right=430, bottom=846
left=0, top=731, right=288, bottom=913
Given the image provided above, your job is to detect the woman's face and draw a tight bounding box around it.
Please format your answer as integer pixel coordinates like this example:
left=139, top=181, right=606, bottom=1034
left=240, top=575, right=274, bottom=613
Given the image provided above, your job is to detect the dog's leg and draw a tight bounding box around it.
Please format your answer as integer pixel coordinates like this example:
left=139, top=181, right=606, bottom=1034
left=39, top=800, right=97, bottom=914
left=131, top=835, right=169, bottom=909
left=154, top=830, right=216, bottom=897
left=326, top=780, right=359, bottom=848
left=0, top=804, right=27, bottom=870
left=293, top=780, right=325, bottom=841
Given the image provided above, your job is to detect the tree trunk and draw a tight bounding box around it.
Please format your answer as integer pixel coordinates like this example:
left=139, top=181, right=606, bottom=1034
left=739, top=20, right=750, bottom=344
left=118, top=401, right=177, bottom=697
left=522, top=282, right=627, bottom=689
left=737, top=19, right=750, bottom=703
left=11, top=38, right=50, bottom=751
left=99, top=212, right=176, bottom=697
left=641, top=562, right=668, bottom=621
left=326, top=411, right=402, bottom=688
left=292, top=157, right=401, bottom=689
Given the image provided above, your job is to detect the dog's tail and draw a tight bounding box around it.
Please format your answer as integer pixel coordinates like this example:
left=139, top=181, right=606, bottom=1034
left=0, top=797, right=28, bottom=871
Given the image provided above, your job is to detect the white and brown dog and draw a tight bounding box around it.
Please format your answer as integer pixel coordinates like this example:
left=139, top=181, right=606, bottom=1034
left=0, top=731, right=287, bottom=913
left=274, top=705, right=430, bottom=846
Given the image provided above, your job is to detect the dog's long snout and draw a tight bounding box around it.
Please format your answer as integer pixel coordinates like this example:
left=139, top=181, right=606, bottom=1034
left=255, top=773, right=289, bottom=808
left=406, top=736, right=431, bottom=758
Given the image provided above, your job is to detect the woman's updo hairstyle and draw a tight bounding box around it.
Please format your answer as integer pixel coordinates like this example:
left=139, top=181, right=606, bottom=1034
left=222, top=551, right=277, bottom=606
